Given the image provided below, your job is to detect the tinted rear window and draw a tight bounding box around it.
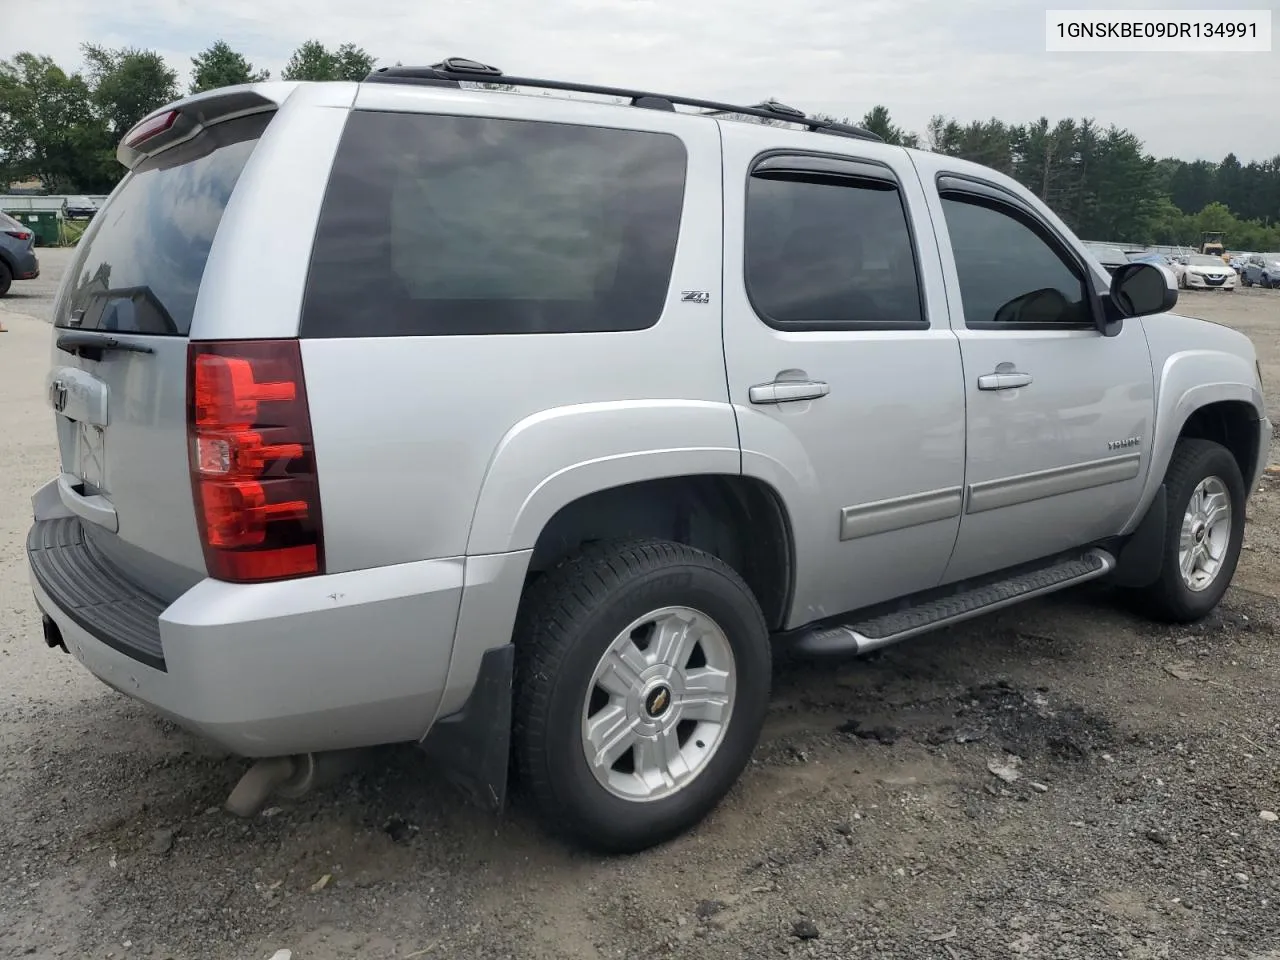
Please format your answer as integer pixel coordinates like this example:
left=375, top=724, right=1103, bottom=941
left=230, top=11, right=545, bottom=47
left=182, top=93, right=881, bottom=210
left=55, top=112, right=270, bottom=336
left=745, top=172, right=924, bottom=329
left=300, top=111, right=688, bottom=337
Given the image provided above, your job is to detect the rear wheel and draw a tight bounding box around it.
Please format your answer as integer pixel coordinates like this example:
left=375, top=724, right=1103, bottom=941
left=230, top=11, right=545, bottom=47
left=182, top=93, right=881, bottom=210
left=1132, top=439, right=1245, bottom=622
left=0, top=260, right=11, bottom=296
left=513, top=539, right=771, bottom=853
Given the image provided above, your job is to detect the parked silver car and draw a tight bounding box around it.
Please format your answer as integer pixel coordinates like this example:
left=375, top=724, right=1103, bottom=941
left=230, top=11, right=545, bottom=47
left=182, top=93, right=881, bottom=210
left=27, top=61, right=1271, bottom=853
left=1242, top=253, right=1280, bottom=288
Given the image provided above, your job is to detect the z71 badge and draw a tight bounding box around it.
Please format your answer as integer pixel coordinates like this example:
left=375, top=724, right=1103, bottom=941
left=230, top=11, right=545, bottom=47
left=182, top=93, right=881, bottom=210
left=680, top=290, right=710, bottom=304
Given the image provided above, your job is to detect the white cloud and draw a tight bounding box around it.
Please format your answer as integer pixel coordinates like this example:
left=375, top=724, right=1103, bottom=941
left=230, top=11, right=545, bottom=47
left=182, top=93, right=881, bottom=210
left=4, top=0, right=1277, bottom=161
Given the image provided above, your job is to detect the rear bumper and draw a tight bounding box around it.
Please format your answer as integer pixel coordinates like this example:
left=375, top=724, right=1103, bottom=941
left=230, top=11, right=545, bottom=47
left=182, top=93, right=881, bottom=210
left=27, top=513, right=483, bottom=757
left=12, top=248, right=39, bottom=279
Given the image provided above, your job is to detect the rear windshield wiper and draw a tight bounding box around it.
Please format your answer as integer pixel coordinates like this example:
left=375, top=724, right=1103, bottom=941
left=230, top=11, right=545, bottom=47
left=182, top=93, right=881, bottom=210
left=56, top=331, right=156, bottom=360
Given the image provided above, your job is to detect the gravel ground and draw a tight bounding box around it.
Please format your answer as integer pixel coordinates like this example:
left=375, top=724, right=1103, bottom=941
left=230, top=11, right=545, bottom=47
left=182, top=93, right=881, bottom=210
left=3, top=246, right=72, bottom=322
left=1, top=286, right=1278, bottom=960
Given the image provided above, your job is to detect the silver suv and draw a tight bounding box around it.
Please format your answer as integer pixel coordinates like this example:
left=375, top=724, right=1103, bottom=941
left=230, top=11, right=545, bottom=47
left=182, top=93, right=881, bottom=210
left=27, top=60, right=1271, bottom=853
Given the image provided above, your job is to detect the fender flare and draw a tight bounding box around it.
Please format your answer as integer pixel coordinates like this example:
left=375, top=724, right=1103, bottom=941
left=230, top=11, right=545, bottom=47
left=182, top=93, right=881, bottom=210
left=1125, top=374, right=1265, bottom=533
left=464, top=399, right=742, bottom=556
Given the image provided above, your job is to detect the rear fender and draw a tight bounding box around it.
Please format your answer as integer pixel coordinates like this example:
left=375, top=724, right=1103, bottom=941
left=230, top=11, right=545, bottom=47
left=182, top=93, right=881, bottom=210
left=434, top=400, right=738, bottom=722
left=464, top=400, right=741, bottom=556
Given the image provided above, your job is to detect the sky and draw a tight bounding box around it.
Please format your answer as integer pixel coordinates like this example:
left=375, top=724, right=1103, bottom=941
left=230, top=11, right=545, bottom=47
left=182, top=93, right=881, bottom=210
left=4, top=0, right=1278, bottom=163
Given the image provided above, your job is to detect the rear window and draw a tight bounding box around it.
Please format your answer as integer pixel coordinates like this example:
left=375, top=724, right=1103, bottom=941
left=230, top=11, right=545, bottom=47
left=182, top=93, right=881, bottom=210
left=55, top=111, right=270, bottom=336
left=300, top=112, right=688, bottom=337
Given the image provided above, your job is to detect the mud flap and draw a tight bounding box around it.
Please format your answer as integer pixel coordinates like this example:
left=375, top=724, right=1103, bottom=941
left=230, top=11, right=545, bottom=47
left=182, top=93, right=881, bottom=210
left=418, top=643, right=513, bottom=813
left=1113, top=485, right=1167, bottom=588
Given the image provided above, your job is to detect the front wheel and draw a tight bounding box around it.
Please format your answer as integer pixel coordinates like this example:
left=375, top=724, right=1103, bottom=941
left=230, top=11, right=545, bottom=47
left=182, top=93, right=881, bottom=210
left=513, top=539, right=771, bottom=853
left=1131, top=438, right=1246, bottom=622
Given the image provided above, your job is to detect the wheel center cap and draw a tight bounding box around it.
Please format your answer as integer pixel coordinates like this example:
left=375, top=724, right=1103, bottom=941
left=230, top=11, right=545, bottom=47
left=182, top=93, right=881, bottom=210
left=644, top=685, right=673, bottom=718
left=1194, top=523, right=1206, bottom=543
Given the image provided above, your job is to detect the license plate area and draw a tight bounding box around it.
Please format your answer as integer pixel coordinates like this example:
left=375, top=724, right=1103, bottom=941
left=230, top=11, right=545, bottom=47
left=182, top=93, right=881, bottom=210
left=75, top=420, right=108, bottom=491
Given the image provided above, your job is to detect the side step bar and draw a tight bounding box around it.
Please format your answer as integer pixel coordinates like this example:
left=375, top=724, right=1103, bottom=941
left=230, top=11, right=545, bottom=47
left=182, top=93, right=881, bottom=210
left=790, top=548, right=1116, bottom=656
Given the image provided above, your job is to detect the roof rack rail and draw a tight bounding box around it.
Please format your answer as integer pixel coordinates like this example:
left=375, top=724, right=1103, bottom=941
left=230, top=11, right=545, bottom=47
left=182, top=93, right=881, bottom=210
left=364, top=58, right=885, bottom=143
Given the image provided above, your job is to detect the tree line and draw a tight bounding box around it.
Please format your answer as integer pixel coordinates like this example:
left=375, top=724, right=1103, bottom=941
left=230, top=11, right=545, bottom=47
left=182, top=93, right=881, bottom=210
left=829, top=109, right=1279, bottom=251
left=3, top=41, right=1278, bottom=250
left=0, top=40, right=374, bottom=193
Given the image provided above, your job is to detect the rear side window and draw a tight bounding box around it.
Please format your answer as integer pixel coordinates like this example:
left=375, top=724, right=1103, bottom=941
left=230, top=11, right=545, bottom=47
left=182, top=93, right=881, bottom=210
left=55, top=112, right=270, bottom=336
left=744, top=169, right=924, bottom=329
left=300, top=112, right=688, bottom=337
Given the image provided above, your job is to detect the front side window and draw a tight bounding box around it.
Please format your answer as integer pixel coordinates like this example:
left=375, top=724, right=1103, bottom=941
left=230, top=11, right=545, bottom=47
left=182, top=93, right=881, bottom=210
left=744, top=169, right=924, bottom=329
left=301, top=112, right=688, bottom=337
left=941, top=195, right=1093, bottom=328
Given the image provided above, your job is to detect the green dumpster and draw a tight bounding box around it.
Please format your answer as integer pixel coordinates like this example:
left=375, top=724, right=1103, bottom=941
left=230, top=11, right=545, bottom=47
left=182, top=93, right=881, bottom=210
left=4, top=209, right=60, bottom=246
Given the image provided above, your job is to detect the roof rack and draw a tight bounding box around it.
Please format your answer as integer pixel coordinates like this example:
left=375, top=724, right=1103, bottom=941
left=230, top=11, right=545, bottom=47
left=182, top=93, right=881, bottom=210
left=364, top=58, right=885, bottom=143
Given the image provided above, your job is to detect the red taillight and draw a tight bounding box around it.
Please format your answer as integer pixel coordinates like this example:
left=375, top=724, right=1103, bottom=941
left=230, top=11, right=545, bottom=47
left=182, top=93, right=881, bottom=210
left=4, top=229, right=31, bottom=241
left=187, top=340, right=324, bottom=582
left=126, top=109, right=178, bottom=147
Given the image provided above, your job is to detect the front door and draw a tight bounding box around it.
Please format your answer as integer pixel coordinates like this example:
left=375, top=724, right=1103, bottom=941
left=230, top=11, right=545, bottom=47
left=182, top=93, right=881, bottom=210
left=719, top=123, right=967, bottom=626
left=917, top=165, right=1156, bottom=583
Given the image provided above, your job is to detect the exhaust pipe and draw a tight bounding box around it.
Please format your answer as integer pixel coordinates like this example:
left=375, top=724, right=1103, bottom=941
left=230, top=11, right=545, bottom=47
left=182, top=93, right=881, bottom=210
left=224, top=749, right=364, bottom=817
left=42, top=615, right=68, bottom=654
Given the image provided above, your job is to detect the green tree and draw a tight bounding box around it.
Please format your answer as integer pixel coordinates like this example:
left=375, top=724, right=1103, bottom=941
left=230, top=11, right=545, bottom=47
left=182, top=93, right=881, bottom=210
left=190, top=40, right=269, bottom=93
left=858, top=105, right=919, bottom=147
left=333, top=43, right=376, bottom=81
left=0, top=53, right=114, bottom=192
left=82, top=43, right=178, bottom=137
left=282, top=41, right=375, bottom=81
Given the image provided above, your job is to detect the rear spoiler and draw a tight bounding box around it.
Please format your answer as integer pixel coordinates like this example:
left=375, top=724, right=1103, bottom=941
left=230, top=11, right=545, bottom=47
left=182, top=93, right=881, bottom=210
left=117, top=82, right=301, bottom=170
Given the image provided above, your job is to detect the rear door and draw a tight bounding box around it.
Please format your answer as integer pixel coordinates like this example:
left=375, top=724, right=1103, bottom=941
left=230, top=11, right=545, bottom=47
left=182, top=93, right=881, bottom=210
left=45, top=89, right=318, bottom=591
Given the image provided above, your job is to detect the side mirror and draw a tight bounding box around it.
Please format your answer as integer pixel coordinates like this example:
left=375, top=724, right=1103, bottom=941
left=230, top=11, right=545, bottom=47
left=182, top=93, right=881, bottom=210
left=1109, top=262, right=1177, bottom=318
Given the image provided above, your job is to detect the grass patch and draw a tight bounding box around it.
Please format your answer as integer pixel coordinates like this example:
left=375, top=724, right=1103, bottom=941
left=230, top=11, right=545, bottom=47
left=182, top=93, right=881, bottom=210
left=58, top=219, right=88, bottom=246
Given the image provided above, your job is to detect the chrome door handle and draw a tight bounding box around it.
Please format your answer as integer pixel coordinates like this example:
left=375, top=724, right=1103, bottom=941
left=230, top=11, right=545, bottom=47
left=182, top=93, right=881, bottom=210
left=749, top=380, right=831, bottom=404
left=977, top=371, right=1033, bottom=391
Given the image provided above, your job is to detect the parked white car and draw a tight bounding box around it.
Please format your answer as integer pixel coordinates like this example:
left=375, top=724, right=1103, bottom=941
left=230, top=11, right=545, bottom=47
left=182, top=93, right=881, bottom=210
left=1174, top=254, right=1237, bottom=291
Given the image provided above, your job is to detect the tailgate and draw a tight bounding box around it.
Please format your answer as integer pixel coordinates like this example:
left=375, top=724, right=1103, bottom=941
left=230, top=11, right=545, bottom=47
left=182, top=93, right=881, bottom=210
left=48, top=108, right=274, bottom=584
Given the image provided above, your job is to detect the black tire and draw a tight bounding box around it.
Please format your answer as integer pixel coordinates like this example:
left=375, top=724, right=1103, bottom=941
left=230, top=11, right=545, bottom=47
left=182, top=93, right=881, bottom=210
left=1243, top=275, right=1253, bottom=287
left=0, top=260, right=11, bottom=297
left=513, top=538, right=771, bottom=853
left=1132, top=438, right=1246, bottom=622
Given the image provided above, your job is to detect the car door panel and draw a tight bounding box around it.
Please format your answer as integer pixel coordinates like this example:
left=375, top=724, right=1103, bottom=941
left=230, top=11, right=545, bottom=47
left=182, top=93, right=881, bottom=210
left=720, top=124, right=967, bottom=626
left=910, top=155, right=1156, bottom=583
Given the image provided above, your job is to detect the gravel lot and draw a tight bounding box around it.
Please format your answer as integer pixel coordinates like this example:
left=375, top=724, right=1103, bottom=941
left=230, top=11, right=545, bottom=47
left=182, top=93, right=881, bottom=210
left=1, top=284, right=1278, bottom=960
